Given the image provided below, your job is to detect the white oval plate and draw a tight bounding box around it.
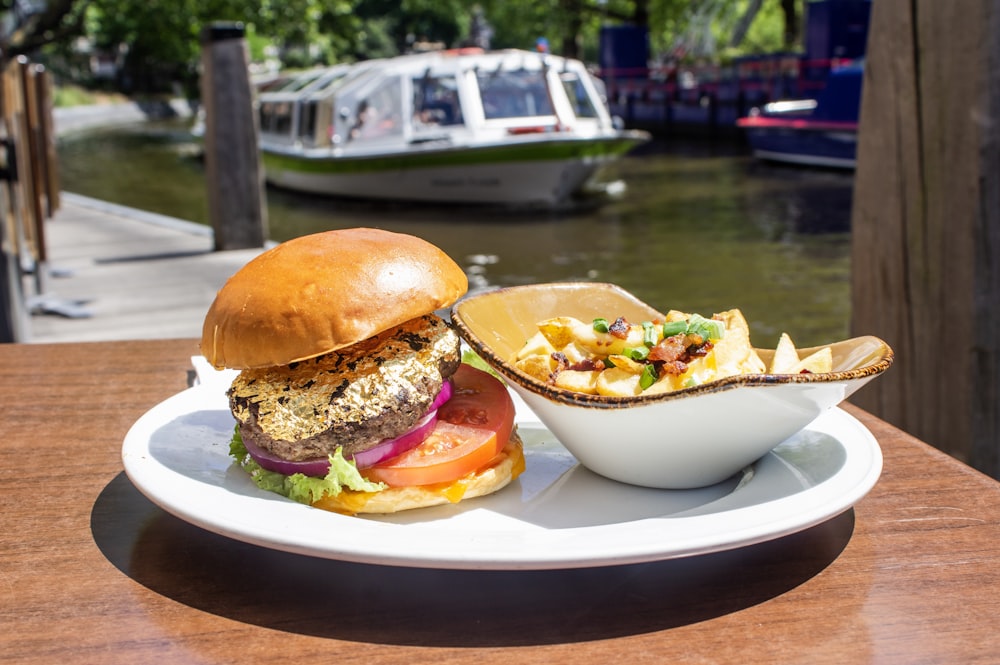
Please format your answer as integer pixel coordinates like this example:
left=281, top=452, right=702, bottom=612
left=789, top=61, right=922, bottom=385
left=121, top=384, right=882, bottom=570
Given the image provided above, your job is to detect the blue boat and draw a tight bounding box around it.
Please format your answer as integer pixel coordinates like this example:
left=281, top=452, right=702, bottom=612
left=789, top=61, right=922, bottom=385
left=736, top=62, right=862, bottom=169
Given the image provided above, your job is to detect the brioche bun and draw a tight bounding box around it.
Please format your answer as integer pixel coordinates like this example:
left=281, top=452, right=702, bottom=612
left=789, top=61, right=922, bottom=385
left=201, top=228, right=468, bottom=370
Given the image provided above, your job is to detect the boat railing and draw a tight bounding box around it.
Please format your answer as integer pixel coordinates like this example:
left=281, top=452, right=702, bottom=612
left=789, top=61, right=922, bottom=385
left=599, top=56, right=861, bottom=109
left=761, top=99, right=818, bottom=115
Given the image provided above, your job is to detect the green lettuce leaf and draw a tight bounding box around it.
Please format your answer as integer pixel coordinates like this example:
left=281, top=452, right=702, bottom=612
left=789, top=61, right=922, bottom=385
left=229, top=428, right=386, bottom=505
left=461, top=348, right=505, bottom=382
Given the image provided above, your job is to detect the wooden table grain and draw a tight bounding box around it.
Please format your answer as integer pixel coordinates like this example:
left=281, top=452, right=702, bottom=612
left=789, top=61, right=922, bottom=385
left=4, top=339, right=999, bottom=664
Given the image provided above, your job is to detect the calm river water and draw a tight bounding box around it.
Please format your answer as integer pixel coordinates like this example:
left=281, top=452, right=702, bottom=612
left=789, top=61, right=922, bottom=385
left=57, top=119, right=854, bottom=348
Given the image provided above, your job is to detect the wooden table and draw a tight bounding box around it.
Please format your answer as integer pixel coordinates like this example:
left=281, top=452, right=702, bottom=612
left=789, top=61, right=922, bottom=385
left=4, top=339, right=1000, bottom=664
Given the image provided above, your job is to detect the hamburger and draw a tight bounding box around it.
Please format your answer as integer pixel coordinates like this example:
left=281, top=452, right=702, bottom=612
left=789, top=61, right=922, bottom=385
left=200, top=227, right=524, bottom=515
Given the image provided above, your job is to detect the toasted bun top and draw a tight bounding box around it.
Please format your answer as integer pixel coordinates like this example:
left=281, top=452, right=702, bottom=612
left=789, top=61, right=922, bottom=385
left=201, top=228, right=468, bottom=369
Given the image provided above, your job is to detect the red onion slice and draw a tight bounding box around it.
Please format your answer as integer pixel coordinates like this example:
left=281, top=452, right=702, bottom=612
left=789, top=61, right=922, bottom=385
left=243, top=380, right=454, bottom=477
left=350, top=409, right=437, bottom=469
left=242, top=432, right=333, bottom=477
left=430, top=379, right=453, bottom=410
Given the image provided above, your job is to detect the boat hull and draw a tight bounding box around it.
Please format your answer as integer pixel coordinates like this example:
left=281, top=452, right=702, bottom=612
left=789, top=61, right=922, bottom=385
left=261, top=134, right=646, bottom=206
left=739, top=124, right=857, bottom=169
left=736, top=63, right=862, bottom=170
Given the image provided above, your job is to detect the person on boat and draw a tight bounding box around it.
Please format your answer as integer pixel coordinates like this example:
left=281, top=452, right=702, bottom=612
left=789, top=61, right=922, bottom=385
left=349, top=100, right=372, bottom=139
left=349, top=100, right=400, bottom=140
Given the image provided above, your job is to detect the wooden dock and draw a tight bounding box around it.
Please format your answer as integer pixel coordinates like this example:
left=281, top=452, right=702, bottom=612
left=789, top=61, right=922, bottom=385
left=27, top=193, right=265, bottom=344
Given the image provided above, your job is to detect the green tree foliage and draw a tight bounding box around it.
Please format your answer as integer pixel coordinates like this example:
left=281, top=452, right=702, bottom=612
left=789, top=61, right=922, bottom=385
left=648, top=0, right=801, bottom=62
left=0, top=0, right=86, bottom=61
left=11, top=0, right=796, bottom=94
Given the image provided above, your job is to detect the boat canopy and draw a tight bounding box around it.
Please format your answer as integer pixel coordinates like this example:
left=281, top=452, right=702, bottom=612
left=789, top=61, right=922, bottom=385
left=257, top=49, right=616, bottom=151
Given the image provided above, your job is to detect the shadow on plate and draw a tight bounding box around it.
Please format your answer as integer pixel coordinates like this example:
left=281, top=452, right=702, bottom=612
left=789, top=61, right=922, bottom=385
left=92, top=472, right=855, bottom=647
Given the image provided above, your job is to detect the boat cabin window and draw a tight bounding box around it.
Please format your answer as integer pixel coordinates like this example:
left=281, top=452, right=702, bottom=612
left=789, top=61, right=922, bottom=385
left=259, top=100, right=293, bottom=136
left=297, top=100, right=318, bottom=143
left=412, top=75, right=464, bottom=127
left=477, top=69, right=554, bottom=119
left=349, top=77, right=404, bottom=141
left=274, top=70, right=325, bottom=93
left=560, top=72, right=599, bottom=119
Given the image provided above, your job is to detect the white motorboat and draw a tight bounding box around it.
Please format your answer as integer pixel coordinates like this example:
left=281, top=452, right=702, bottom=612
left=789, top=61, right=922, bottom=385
left=254, top=48, right=650, bottom=207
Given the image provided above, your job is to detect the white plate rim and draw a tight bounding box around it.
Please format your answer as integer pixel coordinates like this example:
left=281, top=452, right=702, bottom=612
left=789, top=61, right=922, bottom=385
left=120, top=384, right=882, bottom=570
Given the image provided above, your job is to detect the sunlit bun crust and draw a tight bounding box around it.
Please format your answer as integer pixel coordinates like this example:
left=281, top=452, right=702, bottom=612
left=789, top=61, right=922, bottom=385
left=201, top=228, right=468, bottom=369
left=314, top=435, right=524, bottom=515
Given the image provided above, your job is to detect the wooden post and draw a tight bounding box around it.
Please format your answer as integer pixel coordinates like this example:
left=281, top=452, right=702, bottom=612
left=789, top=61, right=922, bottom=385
left=200, top=22, right=268, bottom=251
left=0, top=226, right=29, bottom=342
left=33, top=64, right=59, bottom=218
left=850, top=0, right=1000, bottom=477
left=5, top=59, right=37, bottom=271
left=19, top=58, right=48, bottom=297
left=20, top=59, right=45, bottom=254
left=0, top=114, right=29, bottom=342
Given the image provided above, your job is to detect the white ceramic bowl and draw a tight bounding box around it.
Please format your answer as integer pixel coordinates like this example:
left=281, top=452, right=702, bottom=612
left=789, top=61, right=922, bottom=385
left=451, top=282, right=893, bottom=489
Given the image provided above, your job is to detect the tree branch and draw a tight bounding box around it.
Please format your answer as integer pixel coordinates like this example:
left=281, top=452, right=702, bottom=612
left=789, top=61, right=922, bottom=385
left=1, top=0, right=90, bottom=61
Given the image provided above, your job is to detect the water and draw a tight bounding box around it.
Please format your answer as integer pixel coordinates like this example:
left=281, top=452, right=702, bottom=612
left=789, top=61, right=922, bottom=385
left=57, top=119, right=853, bottom=349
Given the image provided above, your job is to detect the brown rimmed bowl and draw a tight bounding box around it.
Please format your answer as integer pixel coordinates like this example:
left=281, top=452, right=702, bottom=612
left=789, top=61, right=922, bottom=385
left=451, top=282, right=893, bottom=489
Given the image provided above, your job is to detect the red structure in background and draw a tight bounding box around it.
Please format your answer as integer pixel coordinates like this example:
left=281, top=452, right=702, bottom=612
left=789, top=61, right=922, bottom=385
left=597, top=0, right=871, bottom=135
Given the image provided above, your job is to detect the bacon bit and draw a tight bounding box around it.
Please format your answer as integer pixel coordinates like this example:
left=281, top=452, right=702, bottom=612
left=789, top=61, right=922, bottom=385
left=547, top=352, right=569, bottom=383
left=660, top=360, right=688, bottom=376
left=608, top=316, right=630, bottom=339
left=649, top=335, right=687, bottom=363
left=688, top=340, right=714, bottom=357
left=568, top=358, right=606, bottom=372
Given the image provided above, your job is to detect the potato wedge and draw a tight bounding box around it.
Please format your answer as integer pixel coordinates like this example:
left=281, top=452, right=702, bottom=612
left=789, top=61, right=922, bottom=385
left=515, top=331, right=557, bottom=361
left=537, top=317, right=581, bottom=349
left=514, top=354, right=557, bottom=382
left=606, top=354, right=645, bottom=374
left=544, top=316, right=649, bottom=357
left=595, top=367, right=643, bottom=397
left=711, top=309, right=766, bottom=376
left=554, top=369, right=601, bottom=394
left=769, top=332, right=800, bottom=373
left=559, top=341, right=590, bottom=364
left=791, top=346, right=833, bottom=374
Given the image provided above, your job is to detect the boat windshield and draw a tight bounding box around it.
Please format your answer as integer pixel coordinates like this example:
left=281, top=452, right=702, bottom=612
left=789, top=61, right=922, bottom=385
left=412, top=75, right=464, bottom=127
left=560, top=72, right=599, bottom=119
left=476, top=69, right=554, bottom=119
left=348, top=77, right=404, bottom=141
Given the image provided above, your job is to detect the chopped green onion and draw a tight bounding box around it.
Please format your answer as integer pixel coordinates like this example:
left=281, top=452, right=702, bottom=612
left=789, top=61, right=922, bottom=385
left=707, top=321, right=726, bottom=340
left=642, top=321, right=657, bottom=347
left=593, top=318, right=610, bottom=333
left=603, top=357, right=616, bottom=369
left=626, top=346, right=650, bottom=361
left=683, top=377, right=699, bottom=388
left=639, top=364, right=658, bottom=390
left=662, top=320, right=687, bottom=337
left=686, top=314, right=725, bottom=340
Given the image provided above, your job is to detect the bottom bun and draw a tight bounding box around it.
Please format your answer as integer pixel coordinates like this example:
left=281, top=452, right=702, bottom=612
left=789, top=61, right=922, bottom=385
left=311, top=433, right=525, bottom=515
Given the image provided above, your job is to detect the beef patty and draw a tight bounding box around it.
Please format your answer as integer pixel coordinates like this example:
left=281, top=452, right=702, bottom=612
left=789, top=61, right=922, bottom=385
left=229, top=314, right=461, bottom=461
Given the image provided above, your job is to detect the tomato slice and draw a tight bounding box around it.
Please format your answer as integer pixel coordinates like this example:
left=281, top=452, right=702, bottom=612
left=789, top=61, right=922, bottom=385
left=438, top=363, right=515, bottom=447
left=363, top=364, right=515, bottom=487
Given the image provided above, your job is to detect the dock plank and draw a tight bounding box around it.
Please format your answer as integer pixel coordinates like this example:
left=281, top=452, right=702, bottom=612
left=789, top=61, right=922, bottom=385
left=28, top=193, right=264, bottom=343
